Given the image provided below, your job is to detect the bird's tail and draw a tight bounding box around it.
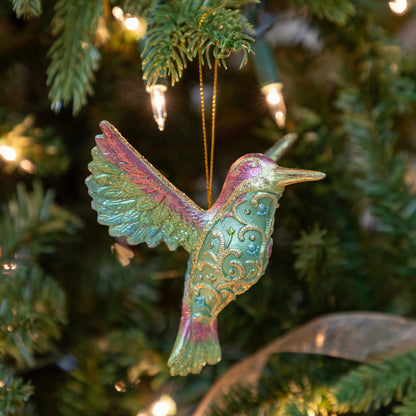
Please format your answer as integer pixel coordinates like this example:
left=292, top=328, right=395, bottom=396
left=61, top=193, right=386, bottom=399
left=168, top=309, right=221, bottom=376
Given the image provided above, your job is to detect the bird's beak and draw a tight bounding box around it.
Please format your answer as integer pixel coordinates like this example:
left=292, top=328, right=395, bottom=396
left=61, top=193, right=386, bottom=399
left=273, top=166, right=326, bottom=186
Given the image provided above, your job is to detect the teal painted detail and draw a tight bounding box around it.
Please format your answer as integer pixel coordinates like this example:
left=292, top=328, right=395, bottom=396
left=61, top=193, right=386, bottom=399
left=195, top=295, right=206, bottom=309
left=247, top=242, right=259, bottom=255
left=258, top=203, right=269, bottom=215
left=190, top=191, right=279, bottom=324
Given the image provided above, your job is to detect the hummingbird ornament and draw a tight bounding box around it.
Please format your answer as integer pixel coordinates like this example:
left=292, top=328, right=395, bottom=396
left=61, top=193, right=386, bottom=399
left=86, top=121, right=325, bottom=376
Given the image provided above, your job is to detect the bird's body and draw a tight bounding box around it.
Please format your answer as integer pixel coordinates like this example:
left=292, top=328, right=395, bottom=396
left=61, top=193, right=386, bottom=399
left=170, top=187, right=279, bottom=375
left=86, top=121, right=325, bottom=376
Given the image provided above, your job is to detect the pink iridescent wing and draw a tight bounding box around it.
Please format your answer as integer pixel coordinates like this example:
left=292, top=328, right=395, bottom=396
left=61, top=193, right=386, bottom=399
left=86, top=121, right=206, bottom=252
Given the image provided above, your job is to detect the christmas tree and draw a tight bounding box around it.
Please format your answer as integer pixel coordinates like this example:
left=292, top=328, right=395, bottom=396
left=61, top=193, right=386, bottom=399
left=2, top=0, right=416, bottom=415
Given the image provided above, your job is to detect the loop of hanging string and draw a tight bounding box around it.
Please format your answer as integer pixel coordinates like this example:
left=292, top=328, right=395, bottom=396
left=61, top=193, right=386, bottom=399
left=198, top=10, right=218, bottom=209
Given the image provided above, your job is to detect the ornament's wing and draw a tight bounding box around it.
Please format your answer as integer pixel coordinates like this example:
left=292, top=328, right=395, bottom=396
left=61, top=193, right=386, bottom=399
left=86, top=121, right=206, bottom=252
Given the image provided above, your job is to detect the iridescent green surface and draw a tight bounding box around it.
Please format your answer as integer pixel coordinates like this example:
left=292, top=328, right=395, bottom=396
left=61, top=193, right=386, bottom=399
left=86, top=121, right=325, bottom=376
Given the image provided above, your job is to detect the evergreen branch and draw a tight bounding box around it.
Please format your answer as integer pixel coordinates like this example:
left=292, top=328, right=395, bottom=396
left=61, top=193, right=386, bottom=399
left=339, top=89, right=416, bottom=249
left=292, top=225, right=353, bottom=311
left=58, top=329, right=166, bottom=416
left=291, top=0, right=356, bottom=25
left=47, top=0, right=103, bottom=114
left=0, top=181, right=82, bottom=261
left=336, top=25, right=416, bottom=280
left=0, top=265, right=66, bottom=367
left=394, top=389, right=416, bottom=416
left=294, top=224, right=341, bottom=282
left=208, top=385, right=263, bottom=416
left=282, top=400, right=309, bottom=416
left=10, top=0, right=42, bottom=19
left=208, top=372, right=329, bottom=416
left=118, top=0, right=156, bottom=17
left=57, top=347, right=112, bottom=416
left=0, top=116, right=69, bottom=176
left=329, top=350, right=416, bottom=413
left=141, top=0, right=254, bottom=87
left=0, top=365, right=33, bottom=414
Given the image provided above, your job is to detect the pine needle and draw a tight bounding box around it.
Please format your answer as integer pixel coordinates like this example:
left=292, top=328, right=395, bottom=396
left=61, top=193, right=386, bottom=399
left=47, top=0, right=103, bottom=114
left=329, top=351, right=416, bottom=413
left=141, top=0, right=254, bottom=87
left=10, top=0, right=42, bottom=19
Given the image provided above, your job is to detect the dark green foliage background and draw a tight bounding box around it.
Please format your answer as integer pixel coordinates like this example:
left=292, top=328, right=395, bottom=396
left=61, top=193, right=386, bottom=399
left=1, top=1, right=416, bottom=415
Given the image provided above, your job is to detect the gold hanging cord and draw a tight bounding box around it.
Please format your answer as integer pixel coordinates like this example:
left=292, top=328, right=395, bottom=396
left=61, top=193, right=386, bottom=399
left=198, top=10, right=218, bottom=209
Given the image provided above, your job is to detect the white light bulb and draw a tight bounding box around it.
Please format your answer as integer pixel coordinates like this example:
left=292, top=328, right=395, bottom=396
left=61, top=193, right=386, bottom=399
left=274, top=111, right=285, bottom=127
left=0, top=145, right=17, bottom=161
left=389, top=0, right=409, bottom=14
left=147, top=84, right=167, bottom=131
left=261, top=83, right=286, bottom=128
left=152, top=401, right=169, bottom=416
left=112, top=6, right=125, bottom=21
left=20, top=159, right=36, bottom=174
left=153, top=95, right=165, bottom=108
left=267, top=90, right=281, bottom=105
left=2, top=262, right=17, bottom=275
left=124, top=17, right=140, bottom=31
left=150, top=396, right=176, bottom=416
